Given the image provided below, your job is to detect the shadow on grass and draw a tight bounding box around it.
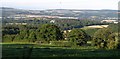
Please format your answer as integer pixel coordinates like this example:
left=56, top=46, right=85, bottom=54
left=2, top=44, right=120, bottom=59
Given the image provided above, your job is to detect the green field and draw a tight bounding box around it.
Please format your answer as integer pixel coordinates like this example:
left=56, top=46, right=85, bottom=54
left=2, top=44, right=120, bottom=59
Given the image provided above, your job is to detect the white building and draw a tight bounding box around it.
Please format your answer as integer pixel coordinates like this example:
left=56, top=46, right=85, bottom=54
left=50, top=20, right=55, bottom=23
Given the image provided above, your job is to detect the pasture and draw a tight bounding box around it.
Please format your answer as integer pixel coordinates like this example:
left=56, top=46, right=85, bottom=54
left=2, top=44, right=120, bottom=59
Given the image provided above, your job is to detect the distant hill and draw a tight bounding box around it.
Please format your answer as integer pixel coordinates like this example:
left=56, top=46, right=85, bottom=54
left=1, top=7, right=118, bottom=20
left=0, top=7, right=30, bottom=17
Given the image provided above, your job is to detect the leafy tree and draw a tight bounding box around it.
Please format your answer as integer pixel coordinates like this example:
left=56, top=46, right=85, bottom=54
left=3, top=35, right=15, bottom=42
left=92, top=28, right=113, bottom=49
left=107, top=33, right=120, bottom=49
left=28, top=30, right=37, bottom=42
left=19, top=29, right=29, bottom=40
left=37, top=24, right=63, bottom=42
left=14, top=34, right=22, bottom=42
left=67, top=29, right=90, bottom=46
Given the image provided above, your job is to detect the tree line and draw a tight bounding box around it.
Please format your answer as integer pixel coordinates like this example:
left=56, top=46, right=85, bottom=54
left=3, top=18, right=108, bottom=30
left=2, top=23, right=119, bottom=49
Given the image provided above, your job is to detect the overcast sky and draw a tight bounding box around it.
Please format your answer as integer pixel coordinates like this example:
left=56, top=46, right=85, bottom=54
left=0, top=0, right=120, bottom=10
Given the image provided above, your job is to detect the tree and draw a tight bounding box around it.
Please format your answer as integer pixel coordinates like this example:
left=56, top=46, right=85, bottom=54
left=37, top=24, right=63, bottom=42
left=19, top=29, right=29, bottom=40
left=14, top=34, right=22, bottom=42
left=3, top=35, right=15, bottom=42
left=92, top=28, right=113, bottom=49
left=28, top=30, right=37, bottom=42
left=67, top=29, right=90, bottom=46
left=107, top=33, right=120, bottom=49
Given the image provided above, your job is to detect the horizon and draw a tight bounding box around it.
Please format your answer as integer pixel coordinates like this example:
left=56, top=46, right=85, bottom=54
left=1, top=7, right=118, bottom=10
left=0, top=0, right=119, bottom=10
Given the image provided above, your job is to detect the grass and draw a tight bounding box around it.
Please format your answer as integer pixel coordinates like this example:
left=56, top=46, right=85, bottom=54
left=2, top=44, right=120, bottom=59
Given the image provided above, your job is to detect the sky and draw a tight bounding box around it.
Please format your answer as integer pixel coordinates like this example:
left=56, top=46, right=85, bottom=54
left=0, top=0, right=120, bottom=10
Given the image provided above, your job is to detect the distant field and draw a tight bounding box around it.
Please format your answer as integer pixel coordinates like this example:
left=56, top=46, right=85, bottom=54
left=2, top=44, right=120, bottom=59
left=82, top=25, right=109, bottom=29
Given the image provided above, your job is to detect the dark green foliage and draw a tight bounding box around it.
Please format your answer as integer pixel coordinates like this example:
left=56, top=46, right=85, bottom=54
left=2, top=24, right=63, bottom=43
left=107, top=33, right=120, bottom=49
left=28, top=30, right=37, bottom=42
left=13, top=34, right=22, bottom=42
left=3, top=18, right=104, bottom=30
left=2, top=22, right=119, bottom=49
left=2, top=28, right=19, bottom=35
left=20, top=30, right=29, bottom=39
left=3, top=35, right=15, bottom=42
left=81, top=24, right=119, bottom=49
left=92, top=28, right=113, bottom=49
left=37, top=24, right=63, bottom=42
left=67, top=29, right=90, bottom=46
left=55, top=19, right=103, bottom=30
left=18, top=26, right=30, bottom=42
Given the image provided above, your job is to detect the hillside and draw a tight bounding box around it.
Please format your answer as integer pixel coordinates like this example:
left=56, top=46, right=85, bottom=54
left=1, top=7, right=118, bottom=20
